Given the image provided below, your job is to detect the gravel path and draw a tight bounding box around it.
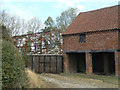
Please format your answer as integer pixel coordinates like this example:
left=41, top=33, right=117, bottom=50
left=40, top=76, right=97, bottom=88
left=39, top=74, right=118, bottom=88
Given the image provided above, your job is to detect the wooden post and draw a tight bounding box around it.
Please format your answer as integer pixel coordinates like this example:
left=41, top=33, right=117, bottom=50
left=44, top=56, right=46, bottom=72
left=56, top=55, right=57, bottom=72
left=59, top=31, right=61, bottom=54
left=28, top=37, right=31, bottom=53
left=49, top=56, right=51, bottom=73
left=34, top=34, right=37, bottom=54
left=20, top=38, right=22, bottom=52
left=25, top=40, right=27, bottom=53
left=35, top=42, right=36, bottom=54
left=40, top=38, right=43, bottom=54
left=61, top=56, right=64, bottom=73
left=38, top=56, right=40, bottom=73
left=32, top=56, right=34, bottom=71
left=46, top=43, right=48, bottom=54
left=59, top=43, right=61, bottom=54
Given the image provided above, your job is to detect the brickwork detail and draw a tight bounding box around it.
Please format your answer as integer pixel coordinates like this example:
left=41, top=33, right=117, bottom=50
left=115, top=52, right=120, bottom=76
left=63, top=31, right=118, bottom=52
left=63, top=54, right=69, bottom=73
left=86, top=52, right=93, bottom=74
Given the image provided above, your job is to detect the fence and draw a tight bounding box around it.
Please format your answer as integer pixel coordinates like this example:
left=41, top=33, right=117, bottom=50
left=26, top=54, right=64, bottom=73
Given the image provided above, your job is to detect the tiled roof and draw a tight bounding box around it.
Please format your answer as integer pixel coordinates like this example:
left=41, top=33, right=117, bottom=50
left=62, top=5, right=119, bottom=35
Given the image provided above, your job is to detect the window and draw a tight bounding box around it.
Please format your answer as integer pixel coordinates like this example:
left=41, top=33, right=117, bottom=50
left=79, top=34, right=86, bottom=43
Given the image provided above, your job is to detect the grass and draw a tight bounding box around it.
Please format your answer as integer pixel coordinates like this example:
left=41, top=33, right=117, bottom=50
left=26, top=68, right=59, bottom=88
left=60, top=73, right=118, bottom=85
left=26, top=69, right=119, bottom=88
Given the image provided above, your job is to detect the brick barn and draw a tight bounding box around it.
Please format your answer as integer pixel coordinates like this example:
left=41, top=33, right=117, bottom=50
left=62, top=5, right=120, bottom=76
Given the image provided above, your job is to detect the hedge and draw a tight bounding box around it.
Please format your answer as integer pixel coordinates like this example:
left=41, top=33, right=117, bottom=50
left=2, top=25, right=29, bottom=88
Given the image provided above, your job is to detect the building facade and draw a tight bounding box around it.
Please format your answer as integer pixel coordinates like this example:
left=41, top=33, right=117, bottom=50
left=62, top=5, right=120, bottom=76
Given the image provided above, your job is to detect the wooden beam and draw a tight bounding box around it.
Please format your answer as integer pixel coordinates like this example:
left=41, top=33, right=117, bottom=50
left=40, top=38, right=43, bottom=54
left=61, top=56, right=64, bottom=73
left=44, top=56, right=46, bottom=72
left=38, top=56, right=40, bottom=73
left=49, top=56, right=51, bottom=73
left=59, top=31, right=61, bottom=54
left=63, top=49, right=117, bottom=53
left=59, top=43, right=61, bottom=54
left=32, top=56, right=34, bottom=71
left=46, top=43, right=48, bottom=54
left=56, top=55, right=57, bottom=72
left=25, top=40, right=27, bottom=53
left=35, top=42, right=36, bottom=54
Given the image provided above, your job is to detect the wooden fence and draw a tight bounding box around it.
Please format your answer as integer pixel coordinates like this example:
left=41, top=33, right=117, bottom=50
left=26, top=54, right=64, bottom=73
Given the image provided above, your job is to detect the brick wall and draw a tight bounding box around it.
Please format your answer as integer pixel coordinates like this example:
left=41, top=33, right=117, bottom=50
left=63, top=30, right=118, bottom=51
left=115, top=51, right=120, bottom=76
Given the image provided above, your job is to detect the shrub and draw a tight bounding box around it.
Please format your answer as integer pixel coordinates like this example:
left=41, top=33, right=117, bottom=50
left=2, top=40, right=29, bottom=88
left=2, top=26, right=29, bottom=88
left=21, top=52, right=29, bottom=67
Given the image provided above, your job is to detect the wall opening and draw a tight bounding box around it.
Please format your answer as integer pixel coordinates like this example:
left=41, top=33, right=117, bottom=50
left=67, top=53, right=86, bottom=73
left=92, top=52, right=115, bottom=75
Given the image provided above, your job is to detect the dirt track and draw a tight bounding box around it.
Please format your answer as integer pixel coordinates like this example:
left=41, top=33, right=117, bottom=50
left=39, top=73, right=118, bottom=88
left=26, top=69, right=118, bottom=88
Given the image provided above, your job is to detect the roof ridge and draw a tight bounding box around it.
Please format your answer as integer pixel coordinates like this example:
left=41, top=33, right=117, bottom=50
left=63, top=5, right=119, bottom=35
left=78, top=5, right=118, bottom=15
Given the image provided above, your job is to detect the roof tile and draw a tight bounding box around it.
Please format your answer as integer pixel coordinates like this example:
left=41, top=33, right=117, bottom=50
left=62, top=5, right=119, bottom=35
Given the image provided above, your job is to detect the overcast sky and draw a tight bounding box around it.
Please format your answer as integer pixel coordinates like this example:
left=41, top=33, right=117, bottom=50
left=1, top=0, right=119, bottom=23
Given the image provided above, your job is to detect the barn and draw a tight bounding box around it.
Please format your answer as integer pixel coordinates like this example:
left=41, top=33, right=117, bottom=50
left=62, top=5, right=120, bottom=76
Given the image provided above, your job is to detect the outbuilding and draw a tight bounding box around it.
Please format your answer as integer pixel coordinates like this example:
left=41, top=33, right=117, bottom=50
left=62, top=5, right=120, bottom=76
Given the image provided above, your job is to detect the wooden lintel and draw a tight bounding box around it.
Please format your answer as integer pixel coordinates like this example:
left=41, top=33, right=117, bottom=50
left=63, top=49, right=117, bottom=53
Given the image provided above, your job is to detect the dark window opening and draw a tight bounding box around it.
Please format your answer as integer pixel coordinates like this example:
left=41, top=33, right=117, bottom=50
left=68, top=53, right=86, bottom=73
left=77, top=53, right=86, bottom=73
left=79, top=34, right=86, bottom=43
left=92, top=52, right=115, bottom=75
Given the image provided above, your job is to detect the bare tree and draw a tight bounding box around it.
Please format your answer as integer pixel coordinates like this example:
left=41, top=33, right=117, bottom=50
left=0, top=10, right=30, bottom=36
left=27, top=17, right=42, bottom=34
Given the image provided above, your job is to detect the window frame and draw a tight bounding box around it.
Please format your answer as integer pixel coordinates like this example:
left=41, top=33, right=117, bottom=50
left=79, top=33, right=86, bottom=43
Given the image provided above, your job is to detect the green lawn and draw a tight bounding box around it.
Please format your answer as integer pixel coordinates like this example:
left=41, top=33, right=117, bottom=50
left=60, top=73, right=119, bottom=85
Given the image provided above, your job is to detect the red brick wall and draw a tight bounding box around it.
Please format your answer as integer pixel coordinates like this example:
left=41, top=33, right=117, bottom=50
left=115, top=51, right=120, bottom=76
left=63, top=30, right=118, bottom=51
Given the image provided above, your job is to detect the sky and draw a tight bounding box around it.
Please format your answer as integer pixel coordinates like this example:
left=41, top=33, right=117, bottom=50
left=0, top=0, right=119, bottom=24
